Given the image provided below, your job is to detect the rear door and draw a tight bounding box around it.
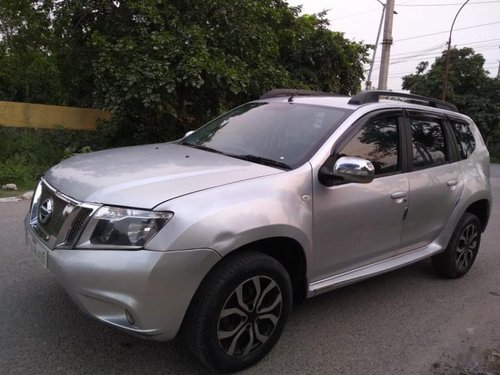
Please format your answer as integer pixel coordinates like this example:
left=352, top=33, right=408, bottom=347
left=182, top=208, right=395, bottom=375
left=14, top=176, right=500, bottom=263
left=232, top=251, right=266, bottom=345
left=399, top=110, right=464, bottom=253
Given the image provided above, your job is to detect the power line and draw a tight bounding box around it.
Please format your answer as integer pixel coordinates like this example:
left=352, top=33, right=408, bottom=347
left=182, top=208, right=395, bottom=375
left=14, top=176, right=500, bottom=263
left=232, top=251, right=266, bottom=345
left=463, top=44, right=500, bottom=51
left=369, top=63, right=495, bottom=79
left=329, top=8, right=380, bottom=21
left=329, top=0, right=464, bottom=21
left=390, top=48, right=446, bottom=60
left=389, top=38, right=500, bottom=57
left=367, top=49, right=500, bottom=71
left=398, top=0, right=500, bottom=6
left=389, top=44, right=500, bottom=62
left=329, top=0, right=417, bottom=21
left=390, top=43, right=446, bottom=57
left=394, top=21, right=500, bottom=42
left=371, top=62, right=500, bottom=79
left=370, top=40, right=499, bottom=65
left=370, top=41, right=500, bottom=71
left=328, top=0, right=499, bottom=21
left=454, top=38, right=500, bottom=47
left=368, top=44, right=500, bottom=69
left=372, top=58, right=500, bottom=74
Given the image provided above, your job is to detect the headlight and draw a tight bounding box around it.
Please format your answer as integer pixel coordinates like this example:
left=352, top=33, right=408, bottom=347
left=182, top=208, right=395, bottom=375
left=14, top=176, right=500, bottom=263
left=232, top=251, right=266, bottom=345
left=76, top=206, right=173, bottom=249
left=30, top=181, right=44, bottom=222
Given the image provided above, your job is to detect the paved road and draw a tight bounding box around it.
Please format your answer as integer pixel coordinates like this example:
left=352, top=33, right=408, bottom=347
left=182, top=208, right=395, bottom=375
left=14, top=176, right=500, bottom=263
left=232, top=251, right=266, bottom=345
left=1, top=166, right=499, bottom=375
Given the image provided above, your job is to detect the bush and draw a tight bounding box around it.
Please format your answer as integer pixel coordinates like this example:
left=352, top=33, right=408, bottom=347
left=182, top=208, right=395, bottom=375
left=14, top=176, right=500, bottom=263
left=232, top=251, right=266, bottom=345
left=0, top=127, right=102, bottom=189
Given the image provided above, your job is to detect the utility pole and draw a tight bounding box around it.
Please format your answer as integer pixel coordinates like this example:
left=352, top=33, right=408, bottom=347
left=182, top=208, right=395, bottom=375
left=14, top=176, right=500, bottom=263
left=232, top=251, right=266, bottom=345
left=442, top=0, right=470, bottom=101
left=378, top=0, right=395, bottom=90
left=497, top=60, right=500, bottom=79
left=366, top=2, right=386, bottom=90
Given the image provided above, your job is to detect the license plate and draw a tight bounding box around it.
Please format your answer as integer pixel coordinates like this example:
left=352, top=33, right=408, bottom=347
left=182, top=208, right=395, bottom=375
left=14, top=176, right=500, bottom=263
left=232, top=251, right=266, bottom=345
left=27, top=232, right=48, bottom=269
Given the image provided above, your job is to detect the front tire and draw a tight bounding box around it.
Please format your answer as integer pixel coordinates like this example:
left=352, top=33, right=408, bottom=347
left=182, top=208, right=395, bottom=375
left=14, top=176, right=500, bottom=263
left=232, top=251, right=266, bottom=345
left=432, top=213, right=481, bottom=278
left=184, top=251, right=292, bottom=373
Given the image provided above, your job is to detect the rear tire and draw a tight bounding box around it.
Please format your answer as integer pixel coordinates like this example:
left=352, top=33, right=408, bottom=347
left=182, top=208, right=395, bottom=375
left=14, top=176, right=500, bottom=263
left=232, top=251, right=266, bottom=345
left=184, top=251, right=292, bottom=373
left=432, top=213, right=481, bottom=278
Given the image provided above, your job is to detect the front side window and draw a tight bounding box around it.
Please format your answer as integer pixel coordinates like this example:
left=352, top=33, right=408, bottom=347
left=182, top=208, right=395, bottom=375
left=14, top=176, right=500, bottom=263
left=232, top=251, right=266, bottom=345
left=452, top=121, right=475, bottom=159
left=182, top=103, right=351, bottom=169
left=410, top=117, right=447, bottom=169
left=339, top=115, right=399, bottom=176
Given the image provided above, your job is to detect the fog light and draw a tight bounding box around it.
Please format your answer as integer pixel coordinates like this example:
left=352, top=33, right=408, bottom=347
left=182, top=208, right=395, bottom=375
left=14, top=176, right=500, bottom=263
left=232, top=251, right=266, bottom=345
left=126, top=309, right=135, bottom=325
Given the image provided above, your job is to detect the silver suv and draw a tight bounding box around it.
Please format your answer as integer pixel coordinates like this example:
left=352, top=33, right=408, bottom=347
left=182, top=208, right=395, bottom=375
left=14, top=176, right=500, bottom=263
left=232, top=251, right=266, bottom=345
left=26, top=90, right=491, bottom=372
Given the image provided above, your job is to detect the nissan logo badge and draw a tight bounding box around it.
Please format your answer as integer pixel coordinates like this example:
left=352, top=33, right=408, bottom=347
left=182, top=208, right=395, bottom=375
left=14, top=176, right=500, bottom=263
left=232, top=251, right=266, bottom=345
left=38, top=198, right=54, bottom=224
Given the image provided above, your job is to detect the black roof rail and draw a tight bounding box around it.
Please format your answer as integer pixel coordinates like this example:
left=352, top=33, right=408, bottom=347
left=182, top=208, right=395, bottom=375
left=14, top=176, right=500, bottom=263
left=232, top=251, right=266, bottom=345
left=260, top=88, right=335, bottom=100
left=348, top=90, right=458, bottom=112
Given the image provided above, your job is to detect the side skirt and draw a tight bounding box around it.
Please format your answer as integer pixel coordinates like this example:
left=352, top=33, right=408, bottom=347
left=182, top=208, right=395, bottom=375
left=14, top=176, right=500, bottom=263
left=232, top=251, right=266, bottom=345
left=308, top=243, right=442, bottom=297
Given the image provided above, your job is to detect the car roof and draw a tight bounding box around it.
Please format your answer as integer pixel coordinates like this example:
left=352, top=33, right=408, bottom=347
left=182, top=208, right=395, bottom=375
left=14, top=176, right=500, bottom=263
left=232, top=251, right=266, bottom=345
left=256, top=91, right=467, bottom=120
left=258, top=95, right=355, bottom=110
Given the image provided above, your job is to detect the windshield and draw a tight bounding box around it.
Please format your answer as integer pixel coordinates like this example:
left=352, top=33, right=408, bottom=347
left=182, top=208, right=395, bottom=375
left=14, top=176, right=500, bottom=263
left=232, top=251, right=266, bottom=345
left=181, top=102, right=351, bottom=169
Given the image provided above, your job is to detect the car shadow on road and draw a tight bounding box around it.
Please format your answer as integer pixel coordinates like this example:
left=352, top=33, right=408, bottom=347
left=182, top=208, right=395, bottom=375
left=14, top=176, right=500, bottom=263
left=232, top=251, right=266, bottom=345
left=5, top=279, right=210, bottom=374
left=4, top=258, right=459, bottom=375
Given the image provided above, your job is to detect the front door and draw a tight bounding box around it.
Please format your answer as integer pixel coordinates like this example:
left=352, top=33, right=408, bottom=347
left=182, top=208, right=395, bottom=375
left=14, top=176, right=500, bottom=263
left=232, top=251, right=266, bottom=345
left=312, top=110, right=408, bottom=281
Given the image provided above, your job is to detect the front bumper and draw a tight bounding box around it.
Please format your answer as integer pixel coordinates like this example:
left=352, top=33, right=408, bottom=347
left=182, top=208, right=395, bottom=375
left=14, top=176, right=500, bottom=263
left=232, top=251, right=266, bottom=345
left=26, top=225, right=221, bottom=341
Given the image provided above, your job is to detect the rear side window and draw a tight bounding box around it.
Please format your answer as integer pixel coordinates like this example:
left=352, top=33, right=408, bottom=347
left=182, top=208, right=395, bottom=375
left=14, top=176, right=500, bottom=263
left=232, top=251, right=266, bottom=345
left=410, top=117, right=447, bottom=169
left=451, top=121, right=475, bottom=159
left=339, top=116, right=399, bottom=176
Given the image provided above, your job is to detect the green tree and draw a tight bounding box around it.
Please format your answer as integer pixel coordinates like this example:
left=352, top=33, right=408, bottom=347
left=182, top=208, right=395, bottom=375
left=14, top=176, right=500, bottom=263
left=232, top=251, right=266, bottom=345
left=0, top=0, right=63, bottom=104
left=52, top=1, right=370, bottom=143
left=1, top=0, right=370, bottom=144
left=282, top=12, right=369, bottom=95
left=402, top=47, right=500, bottom=148
left=454, top=78, right=500, bottom=147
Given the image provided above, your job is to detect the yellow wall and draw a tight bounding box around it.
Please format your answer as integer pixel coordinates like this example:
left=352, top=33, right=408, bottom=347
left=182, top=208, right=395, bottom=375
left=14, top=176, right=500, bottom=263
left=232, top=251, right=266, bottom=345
left=0, top=101, right=111, bottom=131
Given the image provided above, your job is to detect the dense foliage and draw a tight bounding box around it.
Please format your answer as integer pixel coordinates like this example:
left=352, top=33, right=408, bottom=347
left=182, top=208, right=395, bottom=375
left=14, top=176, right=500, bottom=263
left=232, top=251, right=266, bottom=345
left=0, top=0, right=369, bottom=144
left=0, top=127, right=99, bottom=188
left=402, top=47, right=500, bottom=148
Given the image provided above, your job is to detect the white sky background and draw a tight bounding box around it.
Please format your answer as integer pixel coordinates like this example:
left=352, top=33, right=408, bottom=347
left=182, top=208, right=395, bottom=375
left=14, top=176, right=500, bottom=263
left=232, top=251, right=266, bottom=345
left=286, top=0, right=500, bottom=91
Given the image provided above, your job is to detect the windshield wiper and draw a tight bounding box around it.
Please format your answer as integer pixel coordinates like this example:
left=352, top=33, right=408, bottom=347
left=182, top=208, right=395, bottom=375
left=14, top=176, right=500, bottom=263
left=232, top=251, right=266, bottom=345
left=182, top=143, right=226, bottom=155
left=182, top=143, right=291, bottom=170
left=230, top=154, right=292, bottom=170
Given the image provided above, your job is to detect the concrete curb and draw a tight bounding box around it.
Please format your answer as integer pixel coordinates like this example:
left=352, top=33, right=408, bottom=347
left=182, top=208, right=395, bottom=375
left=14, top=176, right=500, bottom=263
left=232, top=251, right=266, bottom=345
left=0, top=191, right=33, bottom=203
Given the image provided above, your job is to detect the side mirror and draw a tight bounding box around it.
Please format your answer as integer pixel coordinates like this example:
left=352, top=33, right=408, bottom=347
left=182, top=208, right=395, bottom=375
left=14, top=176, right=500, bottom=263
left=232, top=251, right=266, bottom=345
left=184, top=130, right=195, bottom=138
left=333, top=156, right=375, bottom=184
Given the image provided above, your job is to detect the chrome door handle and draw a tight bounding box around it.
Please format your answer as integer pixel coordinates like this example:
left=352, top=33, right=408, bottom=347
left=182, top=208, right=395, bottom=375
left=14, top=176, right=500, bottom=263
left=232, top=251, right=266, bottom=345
left=391, top=192, right=407, bottom=199
left=447, top=179, right=458, bottom=187
left=391, top=191, right=408, bottom=204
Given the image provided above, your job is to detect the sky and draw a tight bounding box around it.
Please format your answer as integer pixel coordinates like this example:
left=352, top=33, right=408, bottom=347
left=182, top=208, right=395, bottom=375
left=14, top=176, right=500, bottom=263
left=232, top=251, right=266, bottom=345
left=286, top=0, right=500, bottom=91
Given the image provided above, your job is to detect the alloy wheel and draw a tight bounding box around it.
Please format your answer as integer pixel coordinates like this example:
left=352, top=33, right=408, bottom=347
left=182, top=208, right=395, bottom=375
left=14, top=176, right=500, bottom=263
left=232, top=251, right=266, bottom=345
left=455, top=223, right=478, bottom=271
left=217, top=276, right=282, bottom=357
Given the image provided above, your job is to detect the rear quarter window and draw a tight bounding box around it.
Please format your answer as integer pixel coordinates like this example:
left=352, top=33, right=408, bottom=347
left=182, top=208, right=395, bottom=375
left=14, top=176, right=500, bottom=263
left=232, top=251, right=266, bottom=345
left=409, top=117, right=447, bottom=169
left=451, top=121, right=476, bottom=159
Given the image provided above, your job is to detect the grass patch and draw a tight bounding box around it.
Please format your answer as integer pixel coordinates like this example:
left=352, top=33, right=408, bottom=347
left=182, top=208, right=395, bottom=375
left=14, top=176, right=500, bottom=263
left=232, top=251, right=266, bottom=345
left=0, top=189, right=29, bottom=199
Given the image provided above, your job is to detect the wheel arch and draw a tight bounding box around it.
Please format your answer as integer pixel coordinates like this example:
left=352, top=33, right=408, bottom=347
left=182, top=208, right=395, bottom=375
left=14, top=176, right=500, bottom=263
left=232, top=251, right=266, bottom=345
left=181, top=248, right=296, bottom=371
left=464, top=199, right=490, bottom=232
left=225, top=237, right=308, bottom=304
left=184, top=236, right=308, bottom=324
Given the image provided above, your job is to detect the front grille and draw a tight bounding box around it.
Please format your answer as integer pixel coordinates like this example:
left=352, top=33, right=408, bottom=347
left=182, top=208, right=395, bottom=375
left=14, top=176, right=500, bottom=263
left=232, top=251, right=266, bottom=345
left=31, top=180, right=98, bottom=249
left=65, top=207, right=93, bottom=244
left=38, top=184, right=71, bottom=237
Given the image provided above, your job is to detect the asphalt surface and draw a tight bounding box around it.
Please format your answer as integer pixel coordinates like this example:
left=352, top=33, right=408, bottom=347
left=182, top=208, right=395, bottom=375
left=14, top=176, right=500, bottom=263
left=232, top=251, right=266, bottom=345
left=1, top=166, right=499, bottom=375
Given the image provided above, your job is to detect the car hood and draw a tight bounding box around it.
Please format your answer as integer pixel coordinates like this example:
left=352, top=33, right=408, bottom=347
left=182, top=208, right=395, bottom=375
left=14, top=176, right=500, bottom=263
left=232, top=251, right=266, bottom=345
left=45, top=143, right=282, bottom=209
